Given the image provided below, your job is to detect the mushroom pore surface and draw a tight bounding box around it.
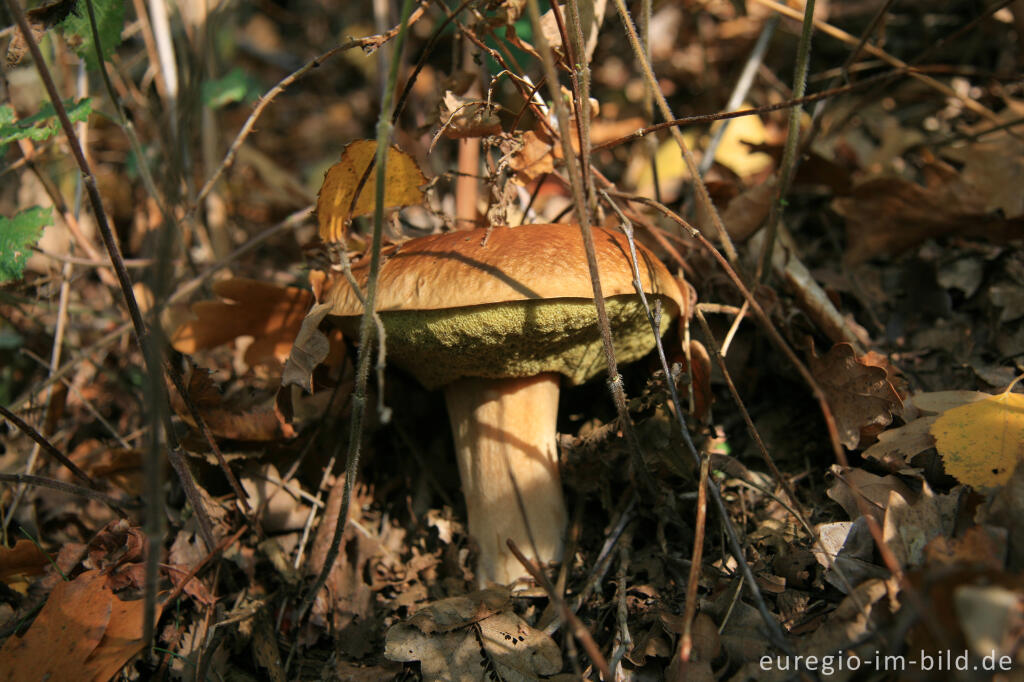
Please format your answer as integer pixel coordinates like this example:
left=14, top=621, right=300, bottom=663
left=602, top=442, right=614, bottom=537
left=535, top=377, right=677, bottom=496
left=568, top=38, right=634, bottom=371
left=335, top=295, right=675, bottom=389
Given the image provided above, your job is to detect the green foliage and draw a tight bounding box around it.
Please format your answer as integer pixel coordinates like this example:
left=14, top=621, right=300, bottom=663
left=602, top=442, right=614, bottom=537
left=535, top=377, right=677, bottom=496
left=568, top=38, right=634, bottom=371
left=0, top=99, right=92, bottom=152
left=201, top=68, right=261, bottom=110
left=59, top=0, right=126, bottom=70
left=0, top=207, right=53, bottom=282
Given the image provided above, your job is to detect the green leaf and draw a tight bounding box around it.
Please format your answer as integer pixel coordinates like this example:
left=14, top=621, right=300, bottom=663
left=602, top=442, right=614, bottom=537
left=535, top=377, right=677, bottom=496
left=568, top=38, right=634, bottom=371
left=0, top=207, right=53, bottom=282
left=0, top=99, right=92, bottom=150
left=201, top=68, right=261, bottom=110
left=58, top=0, right=125, bottom=70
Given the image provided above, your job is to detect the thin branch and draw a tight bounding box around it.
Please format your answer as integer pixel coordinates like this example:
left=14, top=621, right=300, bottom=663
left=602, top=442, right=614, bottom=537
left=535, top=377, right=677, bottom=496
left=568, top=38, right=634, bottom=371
left=0, top=405, right=93, bottom=485
left=756, top=0, right=815, bottom=281
left=592, top=66, right=903, bottom=153
left=193, top=4, right=427, bottom=208
left=600, top=190, right=791, bottom=652
left=299, top=0, right=418, bottom=625
left=507, top=539, right=611, bottom=679
left=609, top=0, right=740, bottom=267
left=0, top=473, right=141, bottom=512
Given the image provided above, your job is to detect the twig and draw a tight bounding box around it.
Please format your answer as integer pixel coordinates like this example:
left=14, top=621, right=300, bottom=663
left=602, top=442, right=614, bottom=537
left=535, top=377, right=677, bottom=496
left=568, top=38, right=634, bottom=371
left=609, top=0, right=740, bottom=268
left=299, top=0, right=418, bottom=625
left=756, top=0, right=815, bottom=282
left=607, top=543, right=633, bottom=676
left=0, top=405, right=93, bottom=485
left=0, top=473, right=140, bottom=512
left=750, top=0, right=1004, bottom=126
left=193, top=4, right=427, bottom=208
left=525, top=0, right=657, bottom=499
left=591, top=68, right=901, bottom=152
left=698, top=17, right=778, bottom=177
left=507, top=540, right=611, bottom=679
left=7, top=0, right=216, bottom=646
left=600, top=190, right=791, bottom=653
left=678, top=454, right=709, bottom=665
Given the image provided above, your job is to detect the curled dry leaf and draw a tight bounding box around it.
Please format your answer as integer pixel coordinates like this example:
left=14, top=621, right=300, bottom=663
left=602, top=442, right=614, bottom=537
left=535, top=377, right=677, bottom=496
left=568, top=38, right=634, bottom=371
left=826, top=465, right=914, bottom=525
left=384, top=588, right=562, bottom=682
left=808, top=342, right=902, bottom=449
left=438, top=91, right=502, bottom=140
left=929, top=381, right=1024, bottom=488
left=170, top=278, right=313, bottom=369
left=507, top=130, right=556, bottom=186
left=317, top=139, right=427, bottom=243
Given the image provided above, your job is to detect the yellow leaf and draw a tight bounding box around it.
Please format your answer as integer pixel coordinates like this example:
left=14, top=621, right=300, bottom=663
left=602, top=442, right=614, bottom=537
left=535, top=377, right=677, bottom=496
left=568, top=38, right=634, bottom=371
left=316, top=139, right=426, bottom=243
left=930, top=379, right=1024, bottom=488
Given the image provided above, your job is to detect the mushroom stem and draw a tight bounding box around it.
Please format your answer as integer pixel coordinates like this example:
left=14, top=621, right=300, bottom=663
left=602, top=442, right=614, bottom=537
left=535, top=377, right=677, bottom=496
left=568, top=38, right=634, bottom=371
left=444, top=373, right=568, bottom=586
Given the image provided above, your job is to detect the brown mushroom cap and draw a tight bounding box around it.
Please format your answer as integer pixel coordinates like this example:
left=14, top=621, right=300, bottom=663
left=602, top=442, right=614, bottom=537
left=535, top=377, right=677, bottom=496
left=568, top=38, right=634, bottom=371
left=322, top=223, right=684, bottom=388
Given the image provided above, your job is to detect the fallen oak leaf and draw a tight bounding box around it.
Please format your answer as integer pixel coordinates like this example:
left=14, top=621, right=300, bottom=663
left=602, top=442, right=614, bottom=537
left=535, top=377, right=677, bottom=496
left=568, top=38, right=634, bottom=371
left=808, top=342, right=902, bottom=449
left=0, top=569, right=159, bottom=682
left=929, top=376, right=1024, bottom=488
left=0, top=540, right=50, bottom=593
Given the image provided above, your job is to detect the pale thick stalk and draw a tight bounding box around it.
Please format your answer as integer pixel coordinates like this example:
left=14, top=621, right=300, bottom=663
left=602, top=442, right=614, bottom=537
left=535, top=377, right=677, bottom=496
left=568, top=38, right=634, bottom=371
left=444, top=374, right=567, bottom=586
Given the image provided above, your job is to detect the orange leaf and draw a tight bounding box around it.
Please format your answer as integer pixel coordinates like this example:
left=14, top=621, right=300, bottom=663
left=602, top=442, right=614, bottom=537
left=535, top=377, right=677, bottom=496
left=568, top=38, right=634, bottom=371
left=0, top=571, right=110, bottom=682
left=930, top=380, right=1024, bottom=488
left=170, top=278, right=313, bottom=369
left=317, top=139, right=426, bottom=243
left=0, top=539, right=49, bottom=587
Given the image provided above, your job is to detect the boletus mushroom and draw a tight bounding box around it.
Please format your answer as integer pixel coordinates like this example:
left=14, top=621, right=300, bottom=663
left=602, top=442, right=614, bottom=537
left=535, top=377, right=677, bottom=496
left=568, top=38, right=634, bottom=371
left=321, top=223, right=684, bottom=585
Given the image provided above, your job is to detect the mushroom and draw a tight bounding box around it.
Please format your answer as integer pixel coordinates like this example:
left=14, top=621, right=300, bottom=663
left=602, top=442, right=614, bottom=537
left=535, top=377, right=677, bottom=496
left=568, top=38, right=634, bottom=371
left=322, top=223, right=684, bottom=585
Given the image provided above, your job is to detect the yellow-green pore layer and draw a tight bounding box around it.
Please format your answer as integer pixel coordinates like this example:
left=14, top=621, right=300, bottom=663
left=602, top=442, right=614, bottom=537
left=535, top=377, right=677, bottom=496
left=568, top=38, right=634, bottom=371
left=338, top=294, right=676, bottom=390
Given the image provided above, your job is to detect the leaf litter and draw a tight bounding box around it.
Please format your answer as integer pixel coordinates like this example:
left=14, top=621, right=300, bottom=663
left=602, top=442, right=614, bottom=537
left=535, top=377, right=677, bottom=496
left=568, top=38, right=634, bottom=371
left=3, top=2, right=1024, bottom=680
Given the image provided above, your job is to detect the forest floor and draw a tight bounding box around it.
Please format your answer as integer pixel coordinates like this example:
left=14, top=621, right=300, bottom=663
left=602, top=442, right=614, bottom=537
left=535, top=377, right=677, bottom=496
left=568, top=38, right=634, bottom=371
left=2, top=1, right=1024, bottom=680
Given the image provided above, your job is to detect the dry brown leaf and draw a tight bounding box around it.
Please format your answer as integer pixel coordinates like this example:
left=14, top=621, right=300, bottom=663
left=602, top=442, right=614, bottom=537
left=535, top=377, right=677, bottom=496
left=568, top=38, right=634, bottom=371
left=384, top=588, right=561, bottom=681
left=930, top=382, right=1024, bottom=488
left=834, top=162, right=1024, bottom=264
left=170, top=278, right=313, bottom=369
left=861, top=416, right=936, bottom=471
left=438, top=91, right=502, bottom=140
left=0, top=569, right=158, bottom=682
left=808, top=342, right=902, bottom=449
left=281, top=301, right=335, bottom=394
left=317, top=139, right=427, bottom=243
left=171, top=368, right=293, bottom=442
left=924, top=525, right=1005, bottom=570
left=882, top=485, right=951, bottom=568
left=0, top=540, right=49, bottom=585
left=946, top=136, right=1024, bottom=218
left=507, top=130, right=556, bottom=186
left=826, top=465, right=914, bottom=524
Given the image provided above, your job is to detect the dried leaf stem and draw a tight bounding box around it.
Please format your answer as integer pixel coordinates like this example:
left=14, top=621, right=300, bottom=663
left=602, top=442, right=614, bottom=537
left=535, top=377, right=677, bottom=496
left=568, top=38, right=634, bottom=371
left=194, top=2, right=427, bottom=208
left=0, top=473, right=141, bottom=513
left=609, top=0, right=740, bottom=268
left=600, top=191, right=791, bottom=652
left=678, top=454, right=709, bottom=665
left=525, top=0, right=656, bottom=499
left=756, top=0, right=815, bottom=282
left=300, top=0, right=418, bottom=624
